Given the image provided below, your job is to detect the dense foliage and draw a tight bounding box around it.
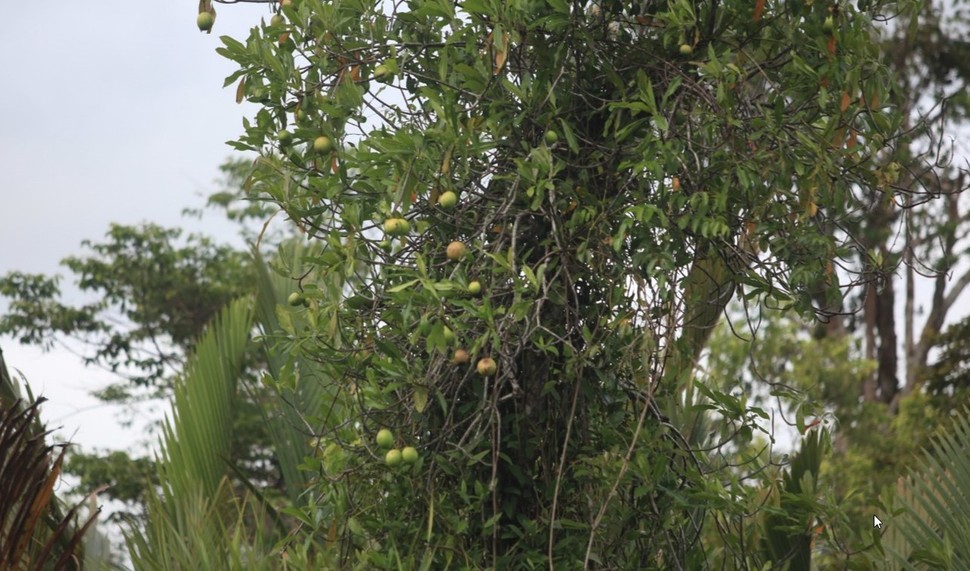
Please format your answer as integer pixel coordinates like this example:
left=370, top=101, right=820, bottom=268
left=212, top=0, right=918, bottom=567
left=13, top=0, right=970, bottom=567
left=0, top=222, right=275, bottom=517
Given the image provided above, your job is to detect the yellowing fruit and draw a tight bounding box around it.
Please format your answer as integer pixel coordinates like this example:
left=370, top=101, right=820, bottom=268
left=197, top=12, right=215, bottom=32
left=452, top=348, right=470, bottom=365
left=313, top=136, right=333, bottom=154
left=442, top=326, right=456, bottom=345
left=477, top=357, right=497, bottom=376
left=373, top=63, right=394, bottom=83
left=438, top=191, right=458, bottom=209
left=384, top=218, right=410, bottom=236
left=446, top=241, right=467, bottom=261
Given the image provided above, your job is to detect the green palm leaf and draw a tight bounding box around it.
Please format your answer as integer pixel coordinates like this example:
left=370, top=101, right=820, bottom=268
left=887, top=406, right=970, bottom=569
left=126, top=296, right=269, bottom=569
left=251, top=242, right=348, bottom=506
left=251, top=244, right=318, bottom=505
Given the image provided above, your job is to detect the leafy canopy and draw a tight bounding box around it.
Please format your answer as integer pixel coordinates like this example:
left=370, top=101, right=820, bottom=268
left=217, top=0, right=912, bottom=566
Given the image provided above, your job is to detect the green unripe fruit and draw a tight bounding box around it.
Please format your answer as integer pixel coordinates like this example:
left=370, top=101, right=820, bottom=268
left=477, top=357, right=497, bottom=376
left=442, top=326, right=456, bottom=344
left=401, top=446, right=419, bottom=464
left=384, top=218, right=410, bottom=236
left=270, top=14, right=284, bottom=27
left=468, top=280, right=482, bottom=295
left=376, top=428, right=394, bottom=449
left=287, top=292, right=305, bottom=307
left=438, top=191, right=458, bottom=209
left=822, top=15, right=834, bottom=33
left=385, top=448, right=403, bottom=467
left=679, top=43, right=693, bottom=55
left=378, top=239, right=392, bottom=252
left=197, top=12, right=215, bottom=32
left=543, top=130, right=558, bottom=145
left=277, top=129, right=293, bottom=146
left=313, top=136, right=333, bottom=154
left=373, top=63, right=394, bottom=83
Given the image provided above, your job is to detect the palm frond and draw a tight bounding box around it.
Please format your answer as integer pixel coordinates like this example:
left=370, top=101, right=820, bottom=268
left=0, top=347, right=101, bottom=569
left=888, top=406, right=970, bottom=569
left=251, top=242, right=347, bottom=505
left=125, top=296, right=274, bottom=569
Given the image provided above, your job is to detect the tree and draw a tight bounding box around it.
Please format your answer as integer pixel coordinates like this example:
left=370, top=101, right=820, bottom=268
left=210, top=0, right=928, bottom=566
left=124, top=297, right=265, bottom=569
left=787, top=0, right=970, bottom=408
left=0, top=223, right=253, bottom=391
left=876, top=404, right=970, bottom=569
left=125, top=242, right=357, bottom=568
left=0, top=175, right=280, bottom=516
left=697, top=0, right=970, bottom=563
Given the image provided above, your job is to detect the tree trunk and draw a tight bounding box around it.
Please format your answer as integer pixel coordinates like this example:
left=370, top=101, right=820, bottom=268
left=875, top=274, right=898, bottom=404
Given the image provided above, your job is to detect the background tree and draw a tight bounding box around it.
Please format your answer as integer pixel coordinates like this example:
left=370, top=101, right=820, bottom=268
left=694, top=0, right=970, bottom=564
left=0, top=159, right=289, bottom=517
left=823, top=0, right=970, bottom=409
left=125, top=242, right=359, bottom=569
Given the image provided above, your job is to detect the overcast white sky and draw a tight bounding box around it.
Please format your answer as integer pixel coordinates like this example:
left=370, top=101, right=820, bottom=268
left=0, top=2, right=275, bottom=453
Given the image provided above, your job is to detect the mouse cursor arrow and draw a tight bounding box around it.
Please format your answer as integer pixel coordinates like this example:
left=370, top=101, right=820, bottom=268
left=873, top=515, right=883, bottom=529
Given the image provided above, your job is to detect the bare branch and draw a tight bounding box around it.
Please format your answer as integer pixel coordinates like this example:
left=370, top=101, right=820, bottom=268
left=941, top=266, right=970, bottom=317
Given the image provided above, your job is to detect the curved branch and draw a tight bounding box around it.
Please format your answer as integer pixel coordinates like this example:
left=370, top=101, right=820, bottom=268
left=941, top=266, right=970, bottom=318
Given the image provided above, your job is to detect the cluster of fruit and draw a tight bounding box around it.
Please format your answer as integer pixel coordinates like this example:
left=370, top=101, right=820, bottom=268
left=247, top=10, right=341, bottom=161
left=383, top=211, right=502, bottom=378
left=377, top=130, right=569, bottom=382
left=376, top=428, right=419, bottom=467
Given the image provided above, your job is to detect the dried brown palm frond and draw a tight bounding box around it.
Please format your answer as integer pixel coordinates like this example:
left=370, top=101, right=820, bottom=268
left=1, top=347, right=103, bottom=570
